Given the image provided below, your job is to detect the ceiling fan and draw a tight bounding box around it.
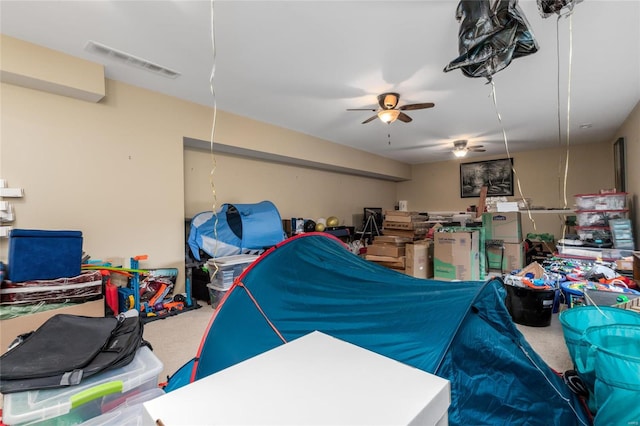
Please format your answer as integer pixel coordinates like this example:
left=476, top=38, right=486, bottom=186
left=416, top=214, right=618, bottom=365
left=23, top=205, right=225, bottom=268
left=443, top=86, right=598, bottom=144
left=452, top=140, right=486, bottom=158
left=347, top=92, right=435, bottom=124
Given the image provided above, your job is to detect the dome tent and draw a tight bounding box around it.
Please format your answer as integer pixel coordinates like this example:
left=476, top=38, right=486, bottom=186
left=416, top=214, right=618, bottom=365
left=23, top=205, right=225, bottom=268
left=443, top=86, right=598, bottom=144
left=187, top=201, right=285, bottom=260
left=168, top=233, right=590, bottom=425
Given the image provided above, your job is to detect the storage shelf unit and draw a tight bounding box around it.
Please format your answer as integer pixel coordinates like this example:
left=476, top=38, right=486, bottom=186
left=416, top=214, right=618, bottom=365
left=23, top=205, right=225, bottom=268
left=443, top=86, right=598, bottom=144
left=573, top=193, right=628, bottom=249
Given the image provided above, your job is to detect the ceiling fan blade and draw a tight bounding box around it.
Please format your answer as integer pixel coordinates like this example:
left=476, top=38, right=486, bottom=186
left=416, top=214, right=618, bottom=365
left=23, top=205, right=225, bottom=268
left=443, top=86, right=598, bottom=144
left=470, top=148, right=486, bottom=152
left=346, top=108, right=377, bottom=111
left=362, top=115, right=378, bottom=124
left=397, top=112, right=412, bottom=123
left=399, top=102, right=435, bottom=111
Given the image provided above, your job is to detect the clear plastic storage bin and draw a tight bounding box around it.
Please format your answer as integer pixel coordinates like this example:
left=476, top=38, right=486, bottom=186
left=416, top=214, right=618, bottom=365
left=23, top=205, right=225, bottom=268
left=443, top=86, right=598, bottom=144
left=574, top=193, right=627, bottom=210
left=576, top=227, right=612, bottom=241
left=2, top=346, right=163, bottom=426
left=206, top=254, right=259, bottom=290
left=576, top=210, right=628, bottom=227
left=78, top=387, right=165, bottom=426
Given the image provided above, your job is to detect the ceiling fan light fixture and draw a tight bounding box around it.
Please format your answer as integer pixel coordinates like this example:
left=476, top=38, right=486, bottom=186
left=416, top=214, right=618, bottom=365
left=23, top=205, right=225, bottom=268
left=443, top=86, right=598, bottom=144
left=382, top=93, right=399, bottom=109
left=453, top=149, right=468, bottom=158
left=378, top=109, right=400, bottom=124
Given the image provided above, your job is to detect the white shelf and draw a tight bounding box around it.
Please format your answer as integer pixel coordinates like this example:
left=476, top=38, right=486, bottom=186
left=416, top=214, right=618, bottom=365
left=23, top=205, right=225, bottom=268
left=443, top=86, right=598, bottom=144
left=523, top=210, right=575, bottom=214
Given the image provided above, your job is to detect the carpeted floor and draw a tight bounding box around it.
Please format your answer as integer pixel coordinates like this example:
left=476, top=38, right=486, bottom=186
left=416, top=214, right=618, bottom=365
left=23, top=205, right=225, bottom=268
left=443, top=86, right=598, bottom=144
left=0, top=301, right=573, bottom=414
left=144, top=301, right=574, bottom=385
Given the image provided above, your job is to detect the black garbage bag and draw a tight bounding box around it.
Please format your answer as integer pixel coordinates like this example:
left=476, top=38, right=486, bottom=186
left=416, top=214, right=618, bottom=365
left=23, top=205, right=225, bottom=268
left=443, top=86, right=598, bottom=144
left=443, top=0, right=539, bottom=81
left=537, top=0, right=582, bottom=18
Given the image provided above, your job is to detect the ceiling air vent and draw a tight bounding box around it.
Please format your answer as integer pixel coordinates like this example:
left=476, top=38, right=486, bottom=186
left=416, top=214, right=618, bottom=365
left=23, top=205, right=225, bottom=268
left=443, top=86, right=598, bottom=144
left=85, top=41, right=181, bottom=79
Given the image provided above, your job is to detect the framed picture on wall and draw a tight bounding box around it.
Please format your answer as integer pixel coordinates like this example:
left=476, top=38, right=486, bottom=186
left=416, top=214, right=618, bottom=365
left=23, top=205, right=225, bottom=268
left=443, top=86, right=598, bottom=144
left=460, top=158, right=514, bottom=198
left=613, top=137, right=626, bottom=192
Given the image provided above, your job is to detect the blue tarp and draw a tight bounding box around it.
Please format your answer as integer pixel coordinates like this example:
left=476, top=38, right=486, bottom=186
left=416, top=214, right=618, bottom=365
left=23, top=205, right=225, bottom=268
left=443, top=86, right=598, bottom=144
left=168, top=233, right=590, bottom=425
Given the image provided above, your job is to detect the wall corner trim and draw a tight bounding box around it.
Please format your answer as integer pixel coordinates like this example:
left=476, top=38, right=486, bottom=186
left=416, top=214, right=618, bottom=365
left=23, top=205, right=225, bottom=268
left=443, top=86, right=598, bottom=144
left=184, top=137, right=410, bottom=182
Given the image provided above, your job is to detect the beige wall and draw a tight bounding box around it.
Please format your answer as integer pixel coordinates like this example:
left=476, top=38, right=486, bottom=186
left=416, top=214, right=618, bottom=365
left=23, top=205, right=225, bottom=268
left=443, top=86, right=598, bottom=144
left=184, top=149, right=397, bottom=225
left=210, top=112, right=411, bottom=182
left=611, top=100, right=640, bottom=245
left=397, top=143, right=615, bottom=240
left=0, top=80, right=194, bottom=291
left=1, top=36, right=637, bottom=301
left=0, top=36, right=406, bottom=293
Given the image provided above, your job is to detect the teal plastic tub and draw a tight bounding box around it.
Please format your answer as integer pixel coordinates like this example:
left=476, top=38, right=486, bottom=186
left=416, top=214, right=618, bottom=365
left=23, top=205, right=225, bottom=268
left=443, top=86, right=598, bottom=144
left=559, top=306, right=640, bottom=366
left=582, top=324, right=640, bottom=425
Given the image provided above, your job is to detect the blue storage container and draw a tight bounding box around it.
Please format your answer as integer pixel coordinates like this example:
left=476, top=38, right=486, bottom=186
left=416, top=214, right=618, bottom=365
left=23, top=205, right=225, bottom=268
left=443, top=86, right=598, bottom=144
left=8, top=229, right=83, bottom=282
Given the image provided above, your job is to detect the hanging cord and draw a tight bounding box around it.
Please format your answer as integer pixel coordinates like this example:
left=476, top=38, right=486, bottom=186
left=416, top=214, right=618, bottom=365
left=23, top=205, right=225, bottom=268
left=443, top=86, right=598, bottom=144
left=556, top=11, right=575, bottom=241
left=489, top=81, right=540, bottom=237
left=208, top=0, right=220, bottom=280
left=555, top=14, right=564, bottom=206
left=489, top=12, right=575, bottom=254
left=563, top=13, right=573, bottom=211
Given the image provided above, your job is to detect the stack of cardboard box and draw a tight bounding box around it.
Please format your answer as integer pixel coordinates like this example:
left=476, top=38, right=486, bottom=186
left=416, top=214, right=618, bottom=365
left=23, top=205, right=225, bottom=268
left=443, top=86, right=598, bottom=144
left=381, top=210, right=430, bottom=240
left=482, top=212, right=525, bottom=274
left=433, top=229, right=481, bottom=281
left=365, top=235, right=434, bottom=278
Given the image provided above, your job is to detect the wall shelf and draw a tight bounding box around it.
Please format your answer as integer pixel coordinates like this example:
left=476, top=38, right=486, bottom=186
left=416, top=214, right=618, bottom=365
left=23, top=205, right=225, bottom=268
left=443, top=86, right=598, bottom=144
left=524, top=210, right=575, bottom=214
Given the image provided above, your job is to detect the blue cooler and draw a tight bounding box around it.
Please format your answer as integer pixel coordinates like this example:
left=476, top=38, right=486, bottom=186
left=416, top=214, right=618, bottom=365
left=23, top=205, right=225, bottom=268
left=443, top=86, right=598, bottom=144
left=8, top=229, right=83, bottom=282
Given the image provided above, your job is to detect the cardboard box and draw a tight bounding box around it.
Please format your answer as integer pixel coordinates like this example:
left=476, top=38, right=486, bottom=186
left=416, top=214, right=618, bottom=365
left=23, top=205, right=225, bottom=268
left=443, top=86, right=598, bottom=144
left=0, top=298, right=104, bottom=354
left=143, top=331, right=450, bottom=425
left=616, top=258, right=633, bottom=271
left=383, top=228, right=428, bottom=238
left=373, top=235, right=414, bottom=244
left=365, top=255, right=406, bottom=269
left=384, top=211, right=427, bottom=223
left=383, top=220, right=430, bottom=231
left=482, top=212, right=522, bottom=244
left=366, top=244, right=406, bottom=258
left=434, top=231, right=480, bottom=281
left=486, top=242, right=524, bottom=273
left=405, top=241, right=433, bottom=279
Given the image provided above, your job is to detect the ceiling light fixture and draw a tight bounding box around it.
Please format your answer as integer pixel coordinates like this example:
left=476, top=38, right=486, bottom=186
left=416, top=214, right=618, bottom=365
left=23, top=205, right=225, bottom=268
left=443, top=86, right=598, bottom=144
left=381, top=93, right=399, bottom=109
left=377, top=109, right=400, bottom=124
left=453, top=149, right=468, bottom=158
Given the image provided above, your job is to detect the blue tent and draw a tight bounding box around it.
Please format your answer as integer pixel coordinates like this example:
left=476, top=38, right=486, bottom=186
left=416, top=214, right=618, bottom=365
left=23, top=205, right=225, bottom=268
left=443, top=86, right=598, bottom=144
left=187, top=201, right=285, bottom=260
left=168, top=233, right=590, bottom=425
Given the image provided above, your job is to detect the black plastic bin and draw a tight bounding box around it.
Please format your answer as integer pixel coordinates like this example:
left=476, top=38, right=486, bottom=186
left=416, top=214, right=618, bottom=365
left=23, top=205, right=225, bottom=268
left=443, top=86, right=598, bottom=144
left=504, top=283, right=556, bottom=327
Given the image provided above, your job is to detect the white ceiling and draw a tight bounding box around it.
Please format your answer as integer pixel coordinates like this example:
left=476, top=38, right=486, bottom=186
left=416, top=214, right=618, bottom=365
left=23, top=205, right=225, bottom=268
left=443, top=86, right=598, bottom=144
left=1, top=0, right=639, bottom=164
